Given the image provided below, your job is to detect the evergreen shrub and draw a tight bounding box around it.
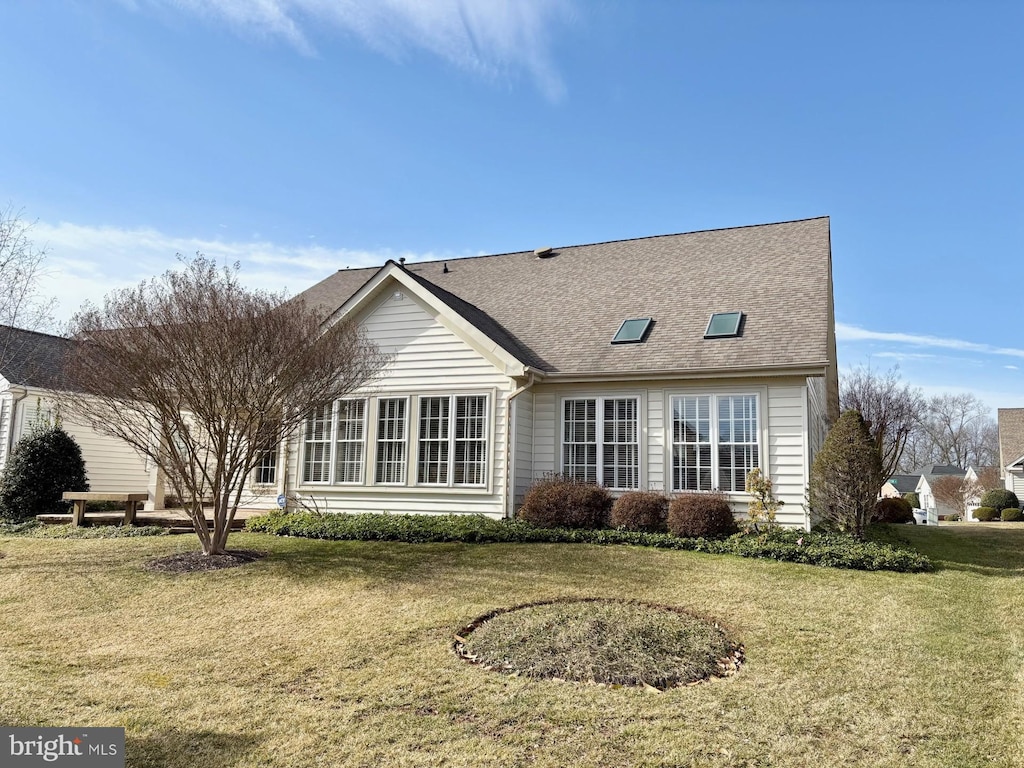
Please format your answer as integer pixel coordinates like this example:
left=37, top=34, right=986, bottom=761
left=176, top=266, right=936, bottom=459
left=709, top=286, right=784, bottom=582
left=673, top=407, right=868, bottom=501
left=0, top=424, right=90, bottom=522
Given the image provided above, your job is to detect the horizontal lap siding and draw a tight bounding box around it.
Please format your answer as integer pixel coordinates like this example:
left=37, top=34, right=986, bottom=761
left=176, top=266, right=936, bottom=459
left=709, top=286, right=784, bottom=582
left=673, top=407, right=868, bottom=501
left=289, top=292, right=513, bottom=518
left=512, top=391, right=534, bottom=508
left=767, top=385, right=809, bottom=527
left=647, top=391, right=664, bottom=491
left=0, top=393, right=10, bottom=468
left=533, top=392, right=557, bottom=477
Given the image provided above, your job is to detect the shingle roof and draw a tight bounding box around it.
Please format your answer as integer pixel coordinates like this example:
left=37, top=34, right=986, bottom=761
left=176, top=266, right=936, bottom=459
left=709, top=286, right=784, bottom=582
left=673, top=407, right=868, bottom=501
left=0, top=325, right=75, bottom=390
left=297, top=217, right=836, bottom=378
left=998, top=409, right=1024, bottom=467
left=916, top=465, right=966, bottom=487
left=886, top=474, right=920, bottom=494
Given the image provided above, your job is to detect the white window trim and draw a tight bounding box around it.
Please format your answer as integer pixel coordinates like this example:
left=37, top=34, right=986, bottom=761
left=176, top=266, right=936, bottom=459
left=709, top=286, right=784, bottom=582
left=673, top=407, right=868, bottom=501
left=666, top=390, right=764, bottom=494
left=415, top=394, right=490, bottom=488
left=299, top=398, right=369, bottom=486
left=559, top=394, right=643, bottom=491
left=373, top=396, right=410, bottom=486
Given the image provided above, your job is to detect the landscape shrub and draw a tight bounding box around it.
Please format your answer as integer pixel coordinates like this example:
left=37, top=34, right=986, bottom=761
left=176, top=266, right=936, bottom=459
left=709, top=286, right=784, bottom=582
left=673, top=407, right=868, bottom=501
left=903, top=492, right=921, bottom=509
left=980, top=489, right=1020, bottom=513
left=972, top=507, right=997, bottom=522
left=0, top=424, right=89, bottom=522
left=667, top=492, right=737, bottom=539
left=517, top=474, right=612, bottom=529
left=610, top=491, right=668, bottom=533
left=807, top=410, right=881, bottom=539
left=245, top=511, right=933, bottom=572
left=873, top=497, right=914, bottom=524
left=1000, top=508, right=1022, bottom=522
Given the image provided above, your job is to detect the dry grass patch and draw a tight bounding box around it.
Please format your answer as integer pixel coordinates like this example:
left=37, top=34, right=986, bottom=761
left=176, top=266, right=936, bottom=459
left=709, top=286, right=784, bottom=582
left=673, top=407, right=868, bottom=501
left=455, top=598, right=741, bottom=688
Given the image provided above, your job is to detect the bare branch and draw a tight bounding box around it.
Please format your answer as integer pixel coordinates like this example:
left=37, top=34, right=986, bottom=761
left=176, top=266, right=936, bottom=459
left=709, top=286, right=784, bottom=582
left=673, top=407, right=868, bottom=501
left=0, top=205, right=55, bottom=370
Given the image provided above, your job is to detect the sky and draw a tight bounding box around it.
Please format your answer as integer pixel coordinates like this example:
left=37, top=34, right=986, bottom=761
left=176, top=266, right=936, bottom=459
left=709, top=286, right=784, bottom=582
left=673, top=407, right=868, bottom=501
left=2, top=0, right=1022, bottom=410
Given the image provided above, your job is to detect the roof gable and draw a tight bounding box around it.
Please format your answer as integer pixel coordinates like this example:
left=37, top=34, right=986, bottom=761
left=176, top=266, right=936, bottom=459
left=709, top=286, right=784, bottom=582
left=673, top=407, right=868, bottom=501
left=998, top=409, right=1024, bottom=470
left=299, top=218, right=835, bottom=380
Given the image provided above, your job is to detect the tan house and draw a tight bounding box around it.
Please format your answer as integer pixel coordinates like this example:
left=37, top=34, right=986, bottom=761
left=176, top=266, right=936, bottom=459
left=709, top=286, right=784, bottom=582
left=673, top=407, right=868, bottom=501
left=0, top=326, right=150, bottom=493
left=250, top=217, right=839, bottom=529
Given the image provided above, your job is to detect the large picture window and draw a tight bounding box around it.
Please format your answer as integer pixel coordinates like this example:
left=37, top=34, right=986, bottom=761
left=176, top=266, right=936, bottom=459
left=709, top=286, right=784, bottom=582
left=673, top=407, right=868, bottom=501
left=561, top=397, right=639, bottom=490
left=417, top=395, right=488, bottom=487
left=671, top=393, right=759, bottom=492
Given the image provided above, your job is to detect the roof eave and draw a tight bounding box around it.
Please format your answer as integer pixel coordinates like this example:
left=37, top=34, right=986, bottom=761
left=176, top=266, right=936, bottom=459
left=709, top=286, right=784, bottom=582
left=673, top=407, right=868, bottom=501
left=532, top=361, right=833, bottom=384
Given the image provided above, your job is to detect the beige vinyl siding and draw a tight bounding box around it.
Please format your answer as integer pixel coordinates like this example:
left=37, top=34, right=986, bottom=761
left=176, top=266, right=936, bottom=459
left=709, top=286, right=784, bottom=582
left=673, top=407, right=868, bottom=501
left=1008, top=470, right=1024, bottom=499
left=805, top=375, right=828, bottom=465
left=646, top=389, right=665, bottom=491
left=766, top=384, right=809, bottom=527
left=0, top=393, right=11, bottom=468
left=290, top=291, right=515, bottom=518
left=532, top=392, right=557, bottom=477
left=511, top=390, right=534, bottom=509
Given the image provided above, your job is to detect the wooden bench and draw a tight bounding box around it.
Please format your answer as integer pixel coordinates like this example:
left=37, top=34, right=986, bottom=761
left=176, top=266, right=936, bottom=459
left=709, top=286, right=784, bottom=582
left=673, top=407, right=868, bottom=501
left=62, top=492, right=150, bottom=527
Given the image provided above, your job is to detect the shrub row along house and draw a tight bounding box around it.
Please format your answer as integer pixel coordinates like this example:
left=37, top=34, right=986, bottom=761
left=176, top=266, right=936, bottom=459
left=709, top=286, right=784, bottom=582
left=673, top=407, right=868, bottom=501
left=245, top=217, right=839, bottom=529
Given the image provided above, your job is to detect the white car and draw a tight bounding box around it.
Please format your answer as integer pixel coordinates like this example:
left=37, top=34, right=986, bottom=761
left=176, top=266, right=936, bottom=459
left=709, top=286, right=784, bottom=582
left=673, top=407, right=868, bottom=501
left=911, top=508, right=929, bottom=525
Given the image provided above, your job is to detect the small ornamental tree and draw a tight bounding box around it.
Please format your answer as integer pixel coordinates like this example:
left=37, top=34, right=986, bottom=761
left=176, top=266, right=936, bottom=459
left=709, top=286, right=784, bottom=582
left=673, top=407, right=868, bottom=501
left=745, top=468, right=783, bottom=532
left=808, top=410, right=881, bottom=540
left=0, top=422, right=89, bottom=521
left=60, top=256, right=387, bottom=556
left=903, top=491, right=921, bottom=509
left=930, top=474, right=980, bottom=519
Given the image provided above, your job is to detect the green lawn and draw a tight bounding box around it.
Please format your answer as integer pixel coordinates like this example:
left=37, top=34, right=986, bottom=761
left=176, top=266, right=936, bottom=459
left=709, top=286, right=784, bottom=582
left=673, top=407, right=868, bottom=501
left=1, top=525, right=1022, bottom=767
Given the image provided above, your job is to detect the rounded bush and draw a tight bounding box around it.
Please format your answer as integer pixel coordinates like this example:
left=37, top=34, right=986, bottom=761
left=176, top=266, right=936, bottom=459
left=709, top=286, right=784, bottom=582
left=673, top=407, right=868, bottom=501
left=972, top=507, right=997, bottom=522
left=903, top=492, right=921, bottom=509
left=667, top=492, right=737, bottom=539
left=518, top=474, right=612, bottom=530
left=1001, top=508, right=1022, bottom=522
left=610, top=491, right=669, bottom=533
left=980, top=489, right=1020, bottom=512
left=0, top=424, right=90, bottom=522
left=873, top=497, right=914, bottom=524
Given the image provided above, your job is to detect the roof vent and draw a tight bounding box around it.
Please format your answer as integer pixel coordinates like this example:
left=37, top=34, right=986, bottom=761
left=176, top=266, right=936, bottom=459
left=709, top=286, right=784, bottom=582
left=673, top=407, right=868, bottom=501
left=534, top=246, right=555, bottom=258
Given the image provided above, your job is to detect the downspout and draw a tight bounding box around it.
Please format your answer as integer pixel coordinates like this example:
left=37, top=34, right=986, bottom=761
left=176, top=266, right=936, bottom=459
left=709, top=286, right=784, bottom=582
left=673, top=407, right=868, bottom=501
left=505, top=369, right=537, bottom=519
left=4, top=386, right=29, bottom=464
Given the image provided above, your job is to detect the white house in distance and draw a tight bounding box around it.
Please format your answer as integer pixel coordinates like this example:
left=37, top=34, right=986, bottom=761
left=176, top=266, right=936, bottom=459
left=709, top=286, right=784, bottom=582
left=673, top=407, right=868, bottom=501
left=998, top=409, right=1024, bottom=501
left=0, top=326, right=150, bottom=493
left=247, top=217, right=839, bottom=529
left=914, top=465, right=966, bottom=523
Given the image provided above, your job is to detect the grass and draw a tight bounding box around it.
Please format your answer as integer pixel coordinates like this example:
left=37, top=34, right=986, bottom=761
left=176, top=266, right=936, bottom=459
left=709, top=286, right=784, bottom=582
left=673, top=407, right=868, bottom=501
left=0, top=524, right=1022, bottom=767
left=458, top=598, right=737, bottom=688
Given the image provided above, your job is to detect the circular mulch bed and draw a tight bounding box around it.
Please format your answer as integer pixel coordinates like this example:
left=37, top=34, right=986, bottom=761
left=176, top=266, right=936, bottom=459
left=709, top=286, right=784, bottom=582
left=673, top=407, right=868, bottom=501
left=453, top=597, right=744, bottom=690
left=144, top=549, right=266, bottom=574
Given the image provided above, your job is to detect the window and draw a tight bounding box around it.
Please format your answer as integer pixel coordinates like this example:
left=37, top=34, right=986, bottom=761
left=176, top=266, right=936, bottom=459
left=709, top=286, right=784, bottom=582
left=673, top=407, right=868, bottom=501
left=375, top=398, right=408, bottom=484
left=704, top=312, right=743, bottom=338
left=417, top=394, right=488, bottom=486
left=254, top=446, right=277, bottom=485
left=611, top=318, right=653, bottom=344
left=562, top=397, right=639, bottom=489
left=302, top=404, right=333, bottom=483
left=671, top=393, right=759, bottom=492
left=335, top=399, right=366, bottom=483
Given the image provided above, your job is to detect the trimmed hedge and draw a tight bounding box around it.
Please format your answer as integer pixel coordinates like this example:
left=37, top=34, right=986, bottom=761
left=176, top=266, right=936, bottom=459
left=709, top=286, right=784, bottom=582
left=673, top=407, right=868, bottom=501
left=980, top=489, right=1020, bottom=512
left=973, top=507, right=997, bottom=522
left=245, top=511, right=933, bottom=572
left=667, top=492, right=737, bottom=539
left=610, top=491, right=668, bottom=533
left=1001, top=508, right=1022, bottom=522
left=518, top=475, right=612, bottom=530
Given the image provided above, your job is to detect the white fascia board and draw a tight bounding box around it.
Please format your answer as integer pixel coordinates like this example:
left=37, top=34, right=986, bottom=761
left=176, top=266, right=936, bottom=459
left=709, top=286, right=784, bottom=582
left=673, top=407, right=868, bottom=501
left=1008, top=453, right=1024, bottom=469
left=539, top=362, right=830, bottom=385
left=323, top=261, right=528, bottom=379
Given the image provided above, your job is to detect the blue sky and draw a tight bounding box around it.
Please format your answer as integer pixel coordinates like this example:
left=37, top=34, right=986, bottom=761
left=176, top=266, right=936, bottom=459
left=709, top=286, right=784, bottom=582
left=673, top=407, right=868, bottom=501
left=2, top=1, right=1022, bottom=409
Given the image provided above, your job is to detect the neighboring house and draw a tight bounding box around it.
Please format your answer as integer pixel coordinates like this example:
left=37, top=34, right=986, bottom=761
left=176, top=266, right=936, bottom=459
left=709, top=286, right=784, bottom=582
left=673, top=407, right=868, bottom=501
left=0, top=326, right=150, bottom=494
left=249, top=217, right=839, bottom=529
left=997, top=408, right=1024, bottom=500
left=915, top=464, right=966, bottom=522
left=880, top=474, right=919, bottom=500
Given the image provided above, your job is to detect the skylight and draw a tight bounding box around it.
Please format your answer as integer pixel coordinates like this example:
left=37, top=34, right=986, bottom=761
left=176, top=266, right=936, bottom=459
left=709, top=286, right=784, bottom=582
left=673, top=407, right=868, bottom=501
left=704, top=312, right=743, bottom=339
left=611, top=318, right=653, bottom=345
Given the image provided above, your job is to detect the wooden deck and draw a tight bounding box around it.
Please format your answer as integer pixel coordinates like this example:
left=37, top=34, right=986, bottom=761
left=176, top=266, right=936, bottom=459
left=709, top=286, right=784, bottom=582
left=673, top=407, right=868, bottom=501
left=37, top=508, right=265, bottom=533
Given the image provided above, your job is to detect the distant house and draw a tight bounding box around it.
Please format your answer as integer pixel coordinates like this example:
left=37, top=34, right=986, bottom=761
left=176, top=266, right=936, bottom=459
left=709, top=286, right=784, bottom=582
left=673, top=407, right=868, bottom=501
left=915, top=464, right=966, bottom=521
left=235, top=217, right=839, bottom=529
left=880, top=474, right=920, bottom=500
left=0, top=326, right=150, bottom=495
left=997, top=409, right=1024, bottom=501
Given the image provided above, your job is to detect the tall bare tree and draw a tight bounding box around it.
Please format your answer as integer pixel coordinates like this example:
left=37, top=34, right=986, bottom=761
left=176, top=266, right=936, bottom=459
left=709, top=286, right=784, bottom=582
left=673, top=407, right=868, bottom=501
left=920, top=393, right=997, bottom=469
left=839, top=365, right=926, bottom=482
left=0, top=205, right=54, bottom=369
left=61, top=256, right=387, bottom=555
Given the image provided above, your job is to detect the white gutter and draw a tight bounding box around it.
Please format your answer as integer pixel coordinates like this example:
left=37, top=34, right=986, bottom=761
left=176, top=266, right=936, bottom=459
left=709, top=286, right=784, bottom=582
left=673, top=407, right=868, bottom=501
left=537, top=361, right=832, bottom=384
left=504, top=369, right=537, bottom=519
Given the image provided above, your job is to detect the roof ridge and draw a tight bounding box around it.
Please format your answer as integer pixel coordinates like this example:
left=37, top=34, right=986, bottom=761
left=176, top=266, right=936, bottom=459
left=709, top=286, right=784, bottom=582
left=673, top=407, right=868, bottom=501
left=0, top=324, right=70, bottom=342
left=345, top=216, right=830, bottom=270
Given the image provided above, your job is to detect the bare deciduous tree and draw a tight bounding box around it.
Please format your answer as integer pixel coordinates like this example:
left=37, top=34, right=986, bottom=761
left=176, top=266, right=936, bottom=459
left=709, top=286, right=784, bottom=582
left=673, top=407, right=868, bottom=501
left=920, top=393, right=997, bottom=469
left=839, top=365, right=926, bottom=482
left=0, top=205, right=54, bottom=369
left=61, top=256, right=387, bottom=555
left=930, top=473, right=981, bottom=518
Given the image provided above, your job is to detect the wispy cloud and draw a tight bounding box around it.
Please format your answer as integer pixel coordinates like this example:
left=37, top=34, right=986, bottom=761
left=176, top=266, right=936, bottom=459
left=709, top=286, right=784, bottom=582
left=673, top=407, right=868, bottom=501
left=31, top=220, right=443, bottom=323
left=836, top=322, right=1024, bottom=362
left=140, top=0, right=574, bottom=101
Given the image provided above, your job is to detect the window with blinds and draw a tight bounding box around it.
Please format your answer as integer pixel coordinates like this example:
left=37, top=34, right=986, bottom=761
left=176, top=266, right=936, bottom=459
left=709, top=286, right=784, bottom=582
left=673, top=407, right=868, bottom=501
left=375, top=397, right=408, bottom=484
left=561, top=397, right=639, bottom=490
left=417, top=394, right=488, bottom=487
left=670, top=393, right=759, bottom=492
